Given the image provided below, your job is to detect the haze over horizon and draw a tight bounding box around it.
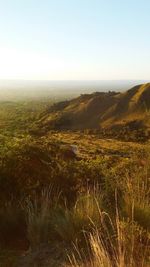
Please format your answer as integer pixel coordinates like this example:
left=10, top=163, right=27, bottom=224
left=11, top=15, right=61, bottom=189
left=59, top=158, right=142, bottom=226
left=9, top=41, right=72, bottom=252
left=0, top=0, right=149, bottom=81
left=0, top=79, right=149, bottom=102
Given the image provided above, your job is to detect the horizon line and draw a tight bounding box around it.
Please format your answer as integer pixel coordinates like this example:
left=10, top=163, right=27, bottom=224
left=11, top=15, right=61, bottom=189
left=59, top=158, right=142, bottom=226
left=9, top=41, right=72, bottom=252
left=0, top=79, right=149, bottom=82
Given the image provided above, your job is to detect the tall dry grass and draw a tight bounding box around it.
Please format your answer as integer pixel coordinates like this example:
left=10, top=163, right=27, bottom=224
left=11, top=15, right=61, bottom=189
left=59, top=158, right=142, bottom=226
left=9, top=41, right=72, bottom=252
left=23, top=160, right=150, bottom=267
left=67, top=188, right=150, bottom=267
left=24, top=187, right=61, bottom=248
left=24, top=185, right=149, bottom=266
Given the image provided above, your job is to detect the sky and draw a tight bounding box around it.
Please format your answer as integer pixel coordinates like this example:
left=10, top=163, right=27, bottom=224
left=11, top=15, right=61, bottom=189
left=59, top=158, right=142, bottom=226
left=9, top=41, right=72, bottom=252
left=0, top=0, right=149, bottom=80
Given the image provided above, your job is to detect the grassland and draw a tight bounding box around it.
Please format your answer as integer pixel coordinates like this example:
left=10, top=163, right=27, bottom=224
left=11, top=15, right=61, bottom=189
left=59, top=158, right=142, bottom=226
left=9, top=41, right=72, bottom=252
left=0, top=98, right=149, bottom=266
left=37, top=84, right=150, bottom=143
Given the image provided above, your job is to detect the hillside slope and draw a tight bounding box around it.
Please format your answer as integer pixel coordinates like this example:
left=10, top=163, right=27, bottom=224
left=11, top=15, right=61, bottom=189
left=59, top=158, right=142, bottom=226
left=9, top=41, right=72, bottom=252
left=36, top=83, right=150, bottom=132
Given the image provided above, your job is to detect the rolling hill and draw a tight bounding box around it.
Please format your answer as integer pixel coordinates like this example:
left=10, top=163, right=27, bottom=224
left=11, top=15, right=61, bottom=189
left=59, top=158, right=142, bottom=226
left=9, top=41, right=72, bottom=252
left=36, top=83, right=150, bottom=135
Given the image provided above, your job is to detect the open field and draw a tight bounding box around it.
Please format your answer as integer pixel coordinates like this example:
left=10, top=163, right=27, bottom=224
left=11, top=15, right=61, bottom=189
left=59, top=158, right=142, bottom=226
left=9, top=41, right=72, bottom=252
left=48, top=131, right=146, bottom=158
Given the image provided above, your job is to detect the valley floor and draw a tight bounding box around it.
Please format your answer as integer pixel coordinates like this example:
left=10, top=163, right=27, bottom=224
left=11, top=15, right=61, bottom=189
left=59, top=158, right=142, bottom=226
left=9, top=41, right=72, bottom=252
left=49, top=131, right=146, bottom=159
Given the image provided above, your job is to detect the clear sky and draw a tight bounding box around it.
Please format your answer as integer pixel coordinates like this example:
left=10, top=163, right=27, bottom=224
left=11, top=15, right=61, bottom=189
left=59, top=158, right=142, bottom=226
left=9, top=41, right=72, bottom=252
left=0, top=0, right=149, bottom=80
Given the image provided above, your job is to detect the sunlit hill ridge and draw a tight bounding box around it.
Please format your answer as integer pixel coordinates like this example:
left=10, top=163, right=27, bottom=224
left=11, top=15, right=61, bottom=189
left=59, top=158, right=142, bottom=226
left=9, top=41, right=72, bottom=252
left=36, top=83, right=150, bottom=140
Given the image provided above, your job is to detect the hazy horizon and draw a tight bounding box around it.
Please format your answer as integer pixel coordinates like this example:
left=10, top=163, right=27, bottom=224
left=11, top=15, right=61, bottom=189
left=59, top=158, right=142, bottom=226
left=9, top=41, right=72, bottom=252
left=0, top=79, right=149, bottom=101
left=0, top=79, right=148, bottom=90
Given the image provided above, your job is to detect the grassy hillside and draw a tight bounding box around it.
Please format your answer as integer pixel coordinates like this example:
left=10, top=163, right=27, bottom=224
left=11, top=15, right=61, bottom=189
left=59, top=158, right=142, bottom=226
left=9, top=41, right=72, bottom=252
left=0, top=87, right=149, bottom=266
left=36, top=83, right=150, bottom=140
left=0, top=131, right=150, bottom=266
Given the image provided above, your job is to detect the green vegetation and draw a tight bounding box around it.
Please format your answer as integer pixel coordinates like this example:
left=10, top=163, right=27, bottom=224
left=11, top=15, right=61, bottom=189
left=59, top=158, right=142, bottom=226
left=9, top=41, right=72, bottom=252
left=0, top=86, right=150, bottom=266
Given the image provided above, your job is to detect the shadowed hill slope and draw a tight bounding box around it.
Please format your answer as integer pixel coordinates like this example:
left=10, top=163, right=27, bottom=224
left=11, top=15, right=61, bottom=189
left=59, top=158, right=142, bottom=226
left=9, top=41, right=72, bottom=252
left=36, top=83, right=150, bottom=132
